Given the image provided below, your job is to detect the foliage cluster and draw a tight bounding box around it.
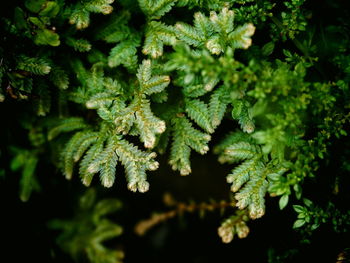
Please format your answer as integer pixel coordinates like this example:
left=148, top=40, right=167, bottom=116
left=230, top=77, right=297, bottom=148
left=0, top=0, right=349, bottom=262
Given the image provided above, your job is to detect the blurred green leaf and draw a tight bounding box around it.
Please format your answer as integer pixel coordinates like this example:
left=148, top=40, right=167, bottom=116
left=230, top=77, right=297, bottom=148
left=25, top=0, right=46, bottom=13
left=34, top=29, right=60, bottom=46
left=279, top=194, right=289, bottom=210
left=39, top=1, right=60, bottom=17
left=293, top=219, right=305, bottom=228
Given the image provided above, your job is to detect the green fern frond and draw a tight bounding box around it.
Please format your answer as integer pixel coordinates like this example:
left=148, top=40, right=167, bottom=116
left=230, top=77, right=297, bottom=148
left=169, top=132, right=191, bottom=175
left=70, top=59, right=89, bottom=87
left=61, top=125, right=159, bottom=192
left=214, top=131, right=252, bottom=159
left=183, top=84, right=207, bottom=98
left=231, top=99, right=255, bottom=134
left=80, top=141, right=104, bottom=186
left=224, top=141, right=260, bottom=161
left=86, top=0, right=114, bottom=14
left=209, top=6, right=234, bottom=34
left=69, top=5, right=90, bottom=30
left=48, top=117, right=87, bottom=141
left=235, top=162, right=268, bottom=219
left=103, top=25, right=131, bottom=43
left=113, top=101, right=136, bottom=134
left=137, top=60, right=171, bottom=95
left=135, top=98, right=166, bottom=148
left=216, top=135, right=285, bottom=219
left=194, top=11, right=214, bottom=37
left=229, top=23, right=255, bottom=49
left=138, top=0, right=176, bottom=19
left=185, top=98, right=214, bottom=133
left=209, top=85, right=229, bottom=129
left=227, top=158, right=258, bottom=192
left=34, top=80, right=51, bottom=116
left=98, top=138, right=119, bottom=187
left=49, top=66, right=69, bottom=90
left=174, top=6, right=255, bottom=54
left=175, top=22, right=204, bottom=47
left=16, top=55, right=51, bottom=75
left=66, top=37, right=92, bottom=52
left=62, top=130, right=96, bottom=179
left=49, top=189, right=123, bottom=263
left=108, top=40, right=139, bottom=70
left=73, top=133, right=99, bottom=162
left=86, top=92, right=119, bottom=109
left=69, top=0, right=115, bottom=29
left=143, top=21, right=177, bottom=58
left=94, top=11, right=131, bottom=42
left=116, top=138, right=158, bottom=192
left=10, top=148, right=40, bottom=202
left=169, top=116, right=211, bottom=175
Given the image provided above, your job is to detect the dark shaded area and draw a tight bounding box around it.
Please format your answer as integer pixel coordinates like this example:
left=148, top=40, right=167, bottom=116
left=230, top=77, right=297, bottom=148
left=1, top=145, right=349, bottom=263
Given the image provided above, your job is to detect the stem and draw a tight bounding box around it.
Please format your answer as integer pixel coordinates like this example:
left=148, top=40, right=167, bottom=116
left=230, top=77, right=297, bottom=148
left=134, top=199, right=236, bottom=236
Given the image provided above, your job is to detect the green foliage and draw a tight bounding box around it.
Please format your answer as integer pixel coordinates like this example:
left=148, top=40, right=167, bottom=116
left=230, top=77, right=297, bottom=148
left=215, top=132, right=288, bottom=219
left=52, top=59, right=168, bottom=191
left=69, top=0, right=115, bottom=29
left=174, top=7, right=255, bottom=54
left=16, top=56, right=51, bottom=75
left=143, top=21, right=177, bottom=58
left=293, top=199, right=350, bottom=233
left=139, top=0, right=176, bottom=19
left=1, top=0, right=350, bottom=261
left=218, top=209, right=250, bottom=243
left=169, top=115, right=211, bottom=175
left=10, top=147, right=40, bottom=202
left=49, top=189, right=124, bottom=263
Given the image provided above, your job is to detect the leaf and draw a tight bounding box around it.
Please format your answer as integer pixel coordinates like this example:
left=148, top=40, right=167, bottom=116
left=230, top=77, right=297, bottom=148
left=303, top=198, right=313, bottom=207
left=262, top=42, right=275, bottom=56
left=279, top=194, right=289, bottom=210
left=293, top=205, right=305, bottom=213
left=293, top=219, right=306, bottom=228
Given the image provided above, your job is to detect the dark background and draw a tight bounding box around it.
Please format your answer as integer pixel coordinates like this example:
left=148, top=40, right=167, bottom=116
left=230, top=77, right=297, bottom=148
left=0, top=116, right=349, bottom=263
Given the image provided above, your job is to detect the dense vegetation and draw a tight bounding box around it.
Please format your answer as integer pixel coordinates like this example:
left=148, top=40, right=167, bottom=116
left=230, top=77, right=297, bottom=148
left=0, top=0, right=349, bottom=262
